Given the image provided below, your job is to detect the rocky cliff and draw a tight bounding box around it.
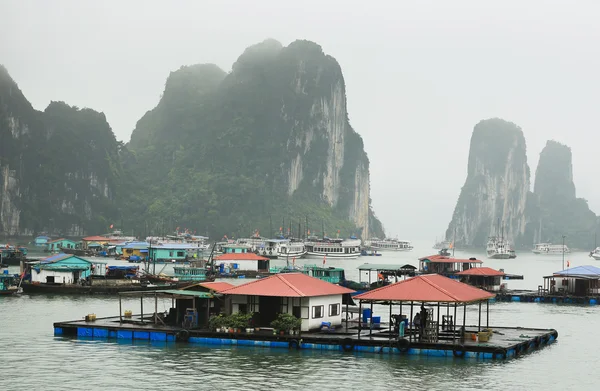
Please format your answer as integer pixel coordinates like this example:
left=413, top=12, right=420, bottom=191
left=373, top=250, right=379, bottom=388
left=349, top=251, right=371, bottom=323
left=0, top=65, right=120, bottom=236
left=125, top=39, right=383, bottom=238
left=446, top=119, right=530, bottom=247
left=527, top=140, right=598, bottom=249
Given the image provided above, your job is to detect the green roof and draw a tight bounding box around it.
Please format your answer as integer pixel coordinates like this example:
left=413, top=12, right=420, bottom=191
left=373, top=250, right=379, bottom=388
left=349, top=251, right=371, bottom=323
left=357, top=263, right=417, bottom=271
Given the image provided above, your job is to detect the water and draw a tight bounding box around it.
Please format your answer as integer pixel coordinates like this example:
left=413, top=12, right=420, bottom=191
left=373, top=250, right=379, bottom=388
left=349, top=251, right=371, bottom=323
left=1, top=242, right=598, bottom=390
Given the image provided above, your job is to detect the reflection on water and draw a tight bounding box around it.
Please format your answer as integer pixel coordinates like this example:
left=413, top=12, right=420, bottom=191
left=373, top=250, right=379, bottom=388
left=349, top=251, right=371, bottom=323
left=2, top=241, right=599, bottom=390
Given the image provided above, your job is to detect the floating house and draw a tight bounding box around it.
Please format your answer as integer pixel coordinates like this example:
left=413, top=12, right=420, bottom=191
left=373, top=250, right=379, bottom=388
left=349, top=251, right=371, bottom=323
left=542, top=265, right=600, bottom=296
left=30, top=254, right=106, bottom=284
left=418, top=255, right=483, bottom=275
left=81, top=236, right=110, bottom=250
left=173, top=266, right=208, bottom=282
left=456, top=267, right=506, bottom=292
left=34, top=236, right=51, bottom=247
left=149, top=243, right=202, bottom=262
left=122, top=242, right=149, bottom=261
left=213, top=253, right=270, bottom=272
left=220, top=273, right=354, bottom=331
left=358, top=263, right=417, bottom=285
left=46, top=239, right=79, bottom=253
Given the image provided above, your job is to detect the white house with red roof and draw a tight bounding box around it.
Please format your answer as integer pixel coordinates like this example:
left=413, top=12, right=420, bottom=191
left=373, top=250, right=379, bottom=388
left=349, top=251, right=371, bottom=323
left=220, top=273, right=354, bottom=331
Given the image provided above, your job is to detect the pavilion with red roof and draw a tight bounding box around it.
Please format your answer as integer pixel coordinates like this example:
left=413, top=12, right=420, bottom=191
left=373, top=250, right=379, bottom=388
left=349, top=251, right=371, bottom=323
left=456, top=267, right=506, bottom=292
left=354, top=274, right=495, bottom=344
left=220, top=273, right=355, bottom=331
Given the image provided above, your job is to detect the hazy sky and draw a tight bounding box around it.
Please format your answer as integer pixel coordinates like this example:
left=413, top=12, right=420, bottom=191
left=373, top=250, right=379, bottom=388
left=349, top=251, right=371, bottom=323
left=2, top=1, right=599, bottom=240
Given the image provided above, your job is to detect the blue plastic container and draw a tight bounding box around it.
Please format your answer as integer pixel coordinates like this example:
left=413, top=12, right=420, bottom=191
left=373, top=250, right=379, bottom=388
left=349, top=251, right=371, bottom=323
left=219, top=264, right=225, bottom=273
left=362, top=308, right=372, bottom=320
left=372, top=316, right=381, bottom=324
left=233, top=263, right=239, bottom=269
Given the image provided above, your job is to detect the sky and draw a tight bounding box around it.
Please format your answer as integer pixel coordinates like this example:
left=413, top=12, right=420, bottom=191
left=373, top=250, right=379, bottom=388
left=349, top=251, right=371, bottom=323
left=2, top=0, right=599, bottom=240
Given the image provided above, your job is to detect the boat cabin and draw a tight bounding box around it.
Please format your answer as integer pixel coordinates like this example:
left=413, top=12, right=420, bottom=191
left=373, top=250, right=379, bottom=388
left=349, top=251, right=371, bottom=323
left=30, top=254, right=106, bottom=284
left=542, top=266, right=600, bottom=296
left=46, top=238, right=78, bottom=253
left=149, top=243, right=202, bottom=262
left=173, top=266, right=208, bottom=282
left=302, top=265, right=345, bottom=284
left=34, top=236, right=51, bottom=247
left=213, top=253, right=270, bottom=272
left=418, top=255, right=483, bottom=276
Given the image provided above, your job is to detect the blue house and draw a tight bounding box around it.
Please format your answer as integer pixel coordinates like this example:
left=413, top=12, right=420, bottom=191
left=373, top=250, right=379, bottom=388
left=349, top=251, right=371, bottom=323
left=46, top=239, right=79, bottom=253
left=34, top=236, right=50, bottom=247
left=30, top=254, right=106, bottom=284
left=148, top=243, right=202, bottom=262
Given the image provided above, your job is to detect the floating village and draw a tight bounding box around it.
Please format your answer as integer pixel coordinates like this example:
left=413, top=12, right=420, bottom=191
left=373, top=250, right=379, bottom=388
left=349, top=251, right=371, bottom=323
left=7, top=227, right=600, bottom=362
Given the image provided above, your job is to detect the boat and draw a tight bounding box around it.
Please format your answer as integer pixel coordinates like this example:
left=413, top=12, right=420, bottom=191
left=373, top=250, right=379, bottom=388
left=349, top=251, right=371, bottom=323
left=258, top=238, right=307, bottom=259
left=304, top=236, right=362, bottom=259
left=0, top=272, right=19, bottom=295
left=508, top=249, right=517, bottom=259
left=433, top=240, right=452, bottom=250
left=360, top=249, right=383, bottom=257
left=0, top=245, right=27, bottom=266
left=364, top=238, right=413, bottom=252
left=532, top=243, right=570, bottom=255
left=486, top=237, right=512, bottom=259
left=589, top=248, right=600, bottom=260
left=438, top=248, right=451, bottom=257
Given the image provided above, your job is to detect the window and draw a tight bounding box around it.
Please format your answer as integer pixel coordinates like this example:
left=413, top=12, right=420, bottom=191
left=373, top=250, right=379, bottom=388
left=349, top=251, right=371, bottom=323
left=329, top=303, right=340, bottom=316
left=238, top=304, right=248, bottom=314
left=169, top=251, right=173, bottom=257
left=312, top=305, right=324, bottom=319
left=177, top=251, right=185, bottom=257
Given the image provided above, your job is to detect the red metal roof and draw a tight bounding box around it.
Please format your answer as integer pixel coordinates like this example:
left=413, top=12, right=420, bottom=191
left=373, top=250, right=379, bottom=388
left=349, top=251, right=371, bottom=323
left=82, top=236, right=110, bottom=242
left=419, top=255, right=483, bottom=264
left=456, top=267, right=505, bottom=277
left=197, top=281, right=235, bottom=292
left=220, top=273, right=355, bottom=297
left=354, top=274, right=495, bottom=303
left=214, top=253, right=269, bottom=261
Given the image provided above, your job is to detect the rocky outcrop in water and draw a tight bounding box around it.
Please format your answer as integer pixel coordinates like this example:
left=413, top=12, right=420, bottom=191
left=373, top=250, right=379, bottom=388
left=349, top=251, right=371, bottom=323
left=0, top=66, right=120, bottom=236
left=124, top=39, right=383, bottom=238
left=446, top=119, right=530, bottom=247
left=527, top=140, right=598, bottom=249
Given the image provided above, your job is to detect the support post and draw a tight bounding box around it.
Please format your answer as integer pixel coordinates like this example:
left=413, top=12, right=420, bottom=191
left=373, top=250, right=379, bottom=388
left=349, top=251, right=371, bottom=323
left=155, top=292, right=158, bottom=324
left=453, top=303, right=457, bottom=345
left=119, top=295, right=122, bottom=323
left=437, top=302, right=440, bottom=338
left=140, top=295, right=144, bottom=324
left=388, top=302, right=392, bottom=340
left=358, top=301, right=362, bottom=338
left=486, top=299, right=489, bottom=328
left=369, top=302, right=374, bottom=336
left=409, top=301, right=414, bottom=344
left=462, top=303, right=466, bottom=337
left=478, top=300, right=482, bottom=332
left=345, top=302, right=349, bottom=332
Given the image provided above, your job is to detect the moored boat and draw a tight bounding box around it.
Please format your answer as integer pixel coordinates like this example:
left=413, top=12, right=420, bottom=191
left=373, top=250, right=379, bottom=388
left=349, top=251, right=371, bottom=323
left=0, top=272, right=19, bottom=295
left=590, top=247, right=600, bottom=260
left=486, top=237, right=511, bottom=259
left=364, top=238, right=413, bottom=252
left=532, top=243, right=570, bottom=255
left=304, top=236, right=362, bottom=259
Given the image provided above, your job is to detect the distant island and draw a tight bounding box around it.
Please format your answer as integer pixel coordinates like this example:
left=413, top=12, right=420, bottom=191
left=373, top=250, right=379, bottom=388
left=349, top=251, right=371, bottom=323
left=0, top=39, right=384, bottom=240
left=446, top=119, right=598, bottom=250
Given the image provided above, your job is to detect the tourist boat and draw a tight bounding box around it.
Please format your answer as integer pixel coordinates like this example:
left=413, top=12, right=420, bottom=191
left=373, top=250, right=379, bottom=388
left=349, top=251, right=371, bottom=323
left=0, top=272, right=19, bottom=295
left=486, top=237, right=512, bottom=259
left=589, top=248, right=600, bottom=260
left=0, top=245, right=27, bottom=266
left=364, top=238, right=413, bottom=252
left=508, top=249, right=517, bottom=259
left=304, top=236, right=362, bottom=259
left=532, top=243, right=570, bottom=255
left=433, top=239, right=452, bottom=250
left=258, top=238, right=306, bottom=259
left=235, top=233, right=266, bottom=252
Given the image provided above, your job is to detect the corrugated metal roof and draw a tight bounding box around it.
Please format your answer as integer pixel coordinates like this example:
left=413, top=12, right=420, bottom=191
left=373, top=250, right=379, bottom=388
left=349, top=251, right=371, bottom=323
left=357, top=263, right=417, bottom=271
left=82, top=236, right=110, bottom=241
left=220, top=273, right=355, bottom=297
left=198, top=281, right=235, bottom=292
left=456, top=267, right=505, bottom=277
left=40, top=253, right=79, bottom=263
left=419, top=255, right=483, bottom=264
left=354, top=274, right=495, bottom=303
left=553, top=265, right=600, bottom=277
left=122, top=242, right=149, bottom=249
left=214, top=253, right=269, bottom=261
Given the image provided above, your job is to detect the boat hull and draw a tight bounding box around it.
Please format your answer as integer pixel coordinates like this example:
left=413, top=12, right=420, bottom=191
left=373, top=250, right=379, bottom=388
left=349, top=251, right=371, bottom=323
left=591, top=254, right=600, bottom=261
left=487, top=253, right=511, bottom=260
left=304, top=252, right=360, bottom=259
left=22, top=281, right=193, bottom=294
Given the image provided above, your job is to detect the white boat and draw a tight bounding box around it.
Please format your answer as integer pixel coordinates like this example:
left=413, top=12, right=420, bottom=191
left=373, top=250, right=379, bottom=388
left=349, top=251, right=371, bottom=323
left=258, top=238, right=307, bottom=259
left=590, top=247, right=600, bottom=260
left=532, top=243, right=570, bottom=255
left=236, top=235, right=266, bottom=252
left=486, top=237, right=512, bottom=259
left=304, top=237, right=362, bottom=259
left=433, top=240, right=452, bottom=250
left=365, top=237, right=413, bottom=252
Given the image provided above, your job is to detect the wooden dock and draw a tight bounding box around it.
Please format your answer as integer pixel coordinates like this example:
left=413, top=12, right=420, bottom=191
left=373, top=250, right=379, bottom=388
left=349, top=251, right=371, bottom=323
left=53, top=315, right=557, bottom=360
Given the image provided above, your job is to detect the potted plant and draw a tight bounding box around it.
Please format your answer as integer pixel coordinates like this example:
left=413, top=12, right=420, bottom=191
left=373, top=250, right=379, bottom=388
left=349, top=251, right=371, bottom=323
left=208, top=314, right=226, bottom=332
left=229, top=312, right=254, bottom=333
left=270, top=313, right=302, bottom=335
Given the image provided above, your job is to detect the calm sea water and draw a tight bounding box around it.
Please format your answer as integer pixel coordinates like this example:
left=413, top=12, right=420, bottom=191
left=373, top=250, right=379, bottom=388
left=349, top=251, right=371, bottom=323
left=1, top=242, right=598, bottom=390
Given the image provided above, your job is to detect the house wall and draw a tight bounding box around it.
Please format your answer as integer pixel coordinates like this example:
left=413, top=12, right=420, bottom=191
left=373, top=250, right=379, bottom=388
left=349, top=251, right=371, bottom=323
left=228, top=294, right=343, bottom=332
left=216, top=260, right=259, bottom=271
left=151, top=248, right=188, bottom=260
left=31, top=269, right=81, bottom=284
